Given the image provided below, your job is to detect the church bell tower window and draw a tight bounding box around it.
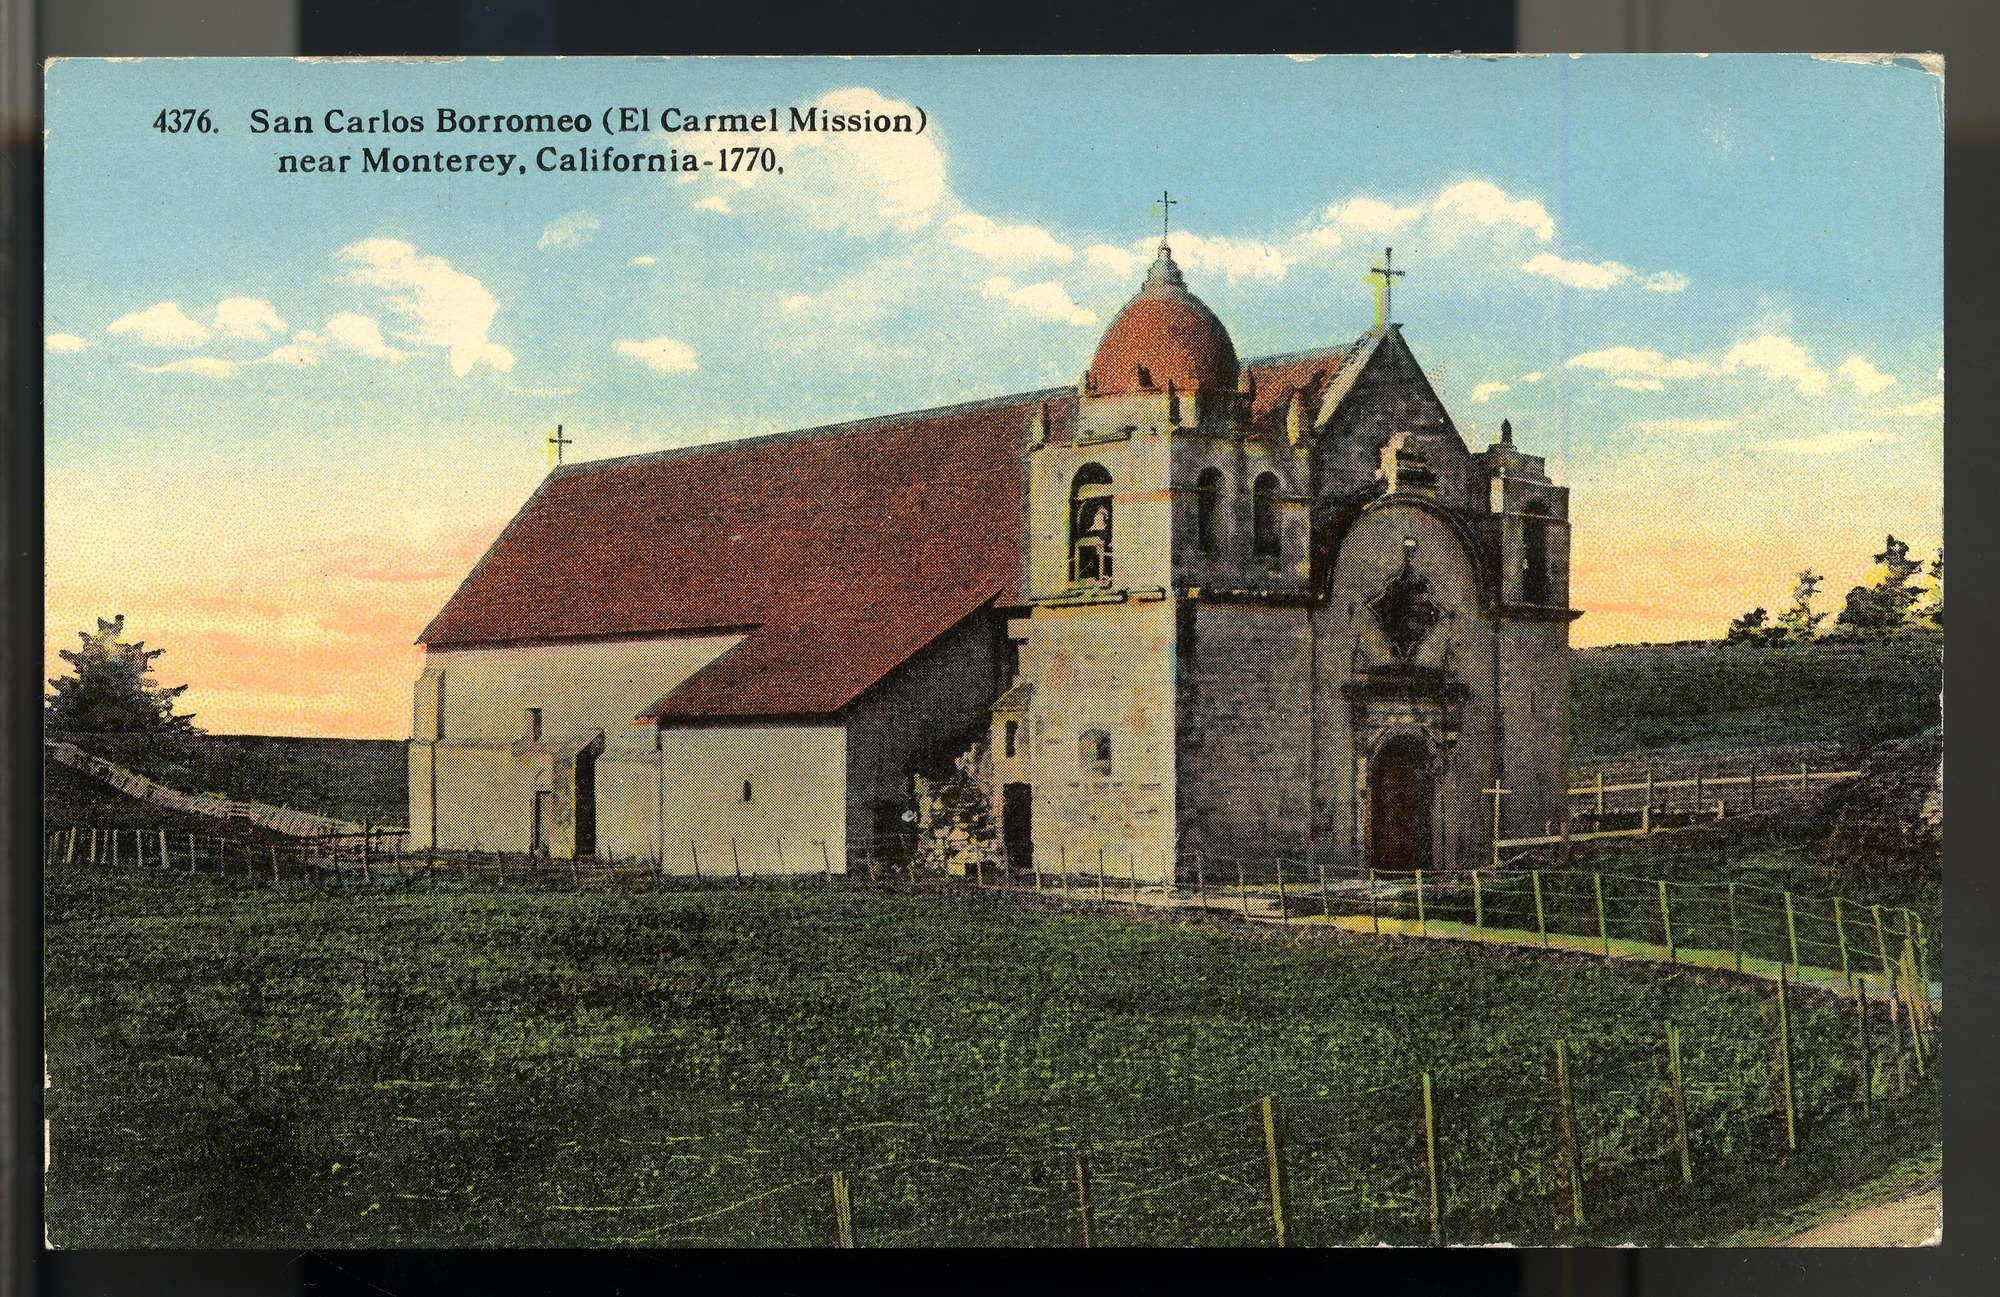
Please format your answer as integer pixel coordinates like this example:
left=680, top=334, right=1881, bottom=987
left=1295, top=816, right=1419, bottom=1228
left=1521, top=501, right=1552, bottom=606
left=1195, top=467, right=1224, bottom=555
left=1070, top=463, right=1115, bottom=584
left=1252, top=472, right=1282, bottom=560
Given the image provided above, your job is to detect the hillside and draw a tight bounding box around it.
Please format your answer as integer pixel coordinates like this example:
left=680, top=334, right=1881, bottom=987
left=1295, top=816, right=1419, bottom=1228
left=47, top=732, right=408, bottom=828
left=1568, top=635, right=1942, bottom=763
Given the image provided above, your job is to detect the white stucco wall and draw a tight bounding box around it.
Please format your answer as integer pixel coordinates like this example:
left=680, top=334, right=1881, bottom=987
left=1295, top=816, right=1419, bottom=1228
left=657, top=725, right=847, bottom=875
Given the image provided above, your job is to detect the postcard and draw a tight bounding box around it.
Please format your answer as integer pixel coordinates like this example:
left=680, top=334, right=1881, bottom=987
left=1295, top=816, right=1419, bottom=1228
left=42, top=54, right=1942, bottom=1247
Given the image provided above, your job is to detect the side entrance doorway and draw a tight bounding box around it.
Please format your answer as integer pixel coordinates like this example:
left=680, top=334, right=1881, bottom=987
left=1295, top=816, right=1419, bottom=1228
left=1367, top=734, right=1435, bottom=874
left=1002, top=782, right=1033, bottom=874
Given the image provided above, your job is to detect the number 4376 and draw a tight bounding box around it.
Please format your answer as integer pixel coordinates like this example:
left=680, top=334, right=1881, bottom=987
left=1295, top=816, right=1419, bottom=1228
left=152, top=109, right=215, bottom=134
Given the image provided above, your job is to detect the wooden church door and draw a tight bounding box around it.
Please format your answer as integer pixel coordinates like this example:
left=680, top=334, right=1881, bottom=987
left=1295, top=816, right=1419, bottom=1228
left=1368, top=736, right=1434, bottom=874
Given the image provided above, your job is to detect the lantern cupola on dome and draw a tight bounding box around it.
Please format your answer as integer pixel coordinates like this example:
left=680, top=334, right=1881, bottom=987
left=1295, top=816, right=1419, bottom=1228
left=1086, top=243, right=1240, bottom=397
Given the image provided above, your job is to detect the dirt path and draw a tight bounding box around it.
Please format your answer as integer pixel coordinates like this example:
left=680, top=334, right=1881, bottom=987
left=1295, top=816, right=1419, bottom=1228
left=1782, top=1181, right=1941, bottom=1246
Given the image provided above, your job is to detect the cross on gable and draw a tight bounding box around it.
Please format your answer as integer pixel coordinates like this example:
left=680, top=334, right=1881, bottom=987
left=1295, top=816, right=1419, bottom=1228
left=548, top=423, right=574, bottom=466
left=1368, top=246, right=1408, bottom=332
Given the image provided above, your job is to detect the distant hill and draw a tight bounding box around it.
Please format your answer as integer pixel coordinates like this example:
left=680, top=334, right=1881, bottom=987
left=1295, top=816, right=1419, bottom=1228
left=1569, top=635, right=1941, bottom=763
left=46, top=732, right=407, bottom=828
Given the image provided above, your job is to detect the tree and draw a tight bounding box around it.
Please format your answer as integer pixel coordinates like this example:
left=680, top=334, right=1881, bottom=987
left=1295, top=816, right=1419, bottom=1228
left=1834, top=535, right=1927, bottom=637
left=1774, top=569, right=1828, bottom=643
left=1919, top=546, right=1943, bottom=628
left=45, top=615, right=199, bottom=733
left=1722, top=606, right=1781, bottom=647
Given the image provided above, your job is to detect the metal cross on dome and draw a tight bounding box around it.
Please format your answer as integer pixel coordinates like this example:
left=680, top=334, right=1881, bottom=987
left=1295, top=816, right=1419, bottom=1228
left=1156, top=189, right=1178, bottom=241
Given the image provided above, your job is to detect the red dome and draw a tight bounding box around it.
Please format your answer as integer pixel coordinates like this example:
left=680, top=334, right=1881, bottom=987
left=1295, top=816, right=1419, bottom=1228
left=1088, top=245, right=1239, bottom=396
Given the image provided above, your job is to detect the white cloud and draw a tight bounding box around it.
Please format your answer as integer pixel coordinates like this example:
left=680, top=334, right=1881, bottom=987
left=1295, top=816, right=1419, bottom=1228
left=1172, top=231, right=1292, bottom=282
left=979, top=277, right=1098, bottom=327
left=212, top=296, right=286, bottom=340
left=1431, top=180, right=1555, bottom=240
left=1520, top=371, right=1543, bottom=383
left=136, top=356, right=237, bottom=378
left=262, top=330, right=324, bottom=366
left=616, top=336, right=700, bottom=373
left=45, top=332, right=87, bottom=354
left=537, top=211, right=601, bottom=250
left=1631, top=418, right=1738, bottom=435
left=1324, top=196, right=1425, bottom=233
left=1837, top=354, right=1896, bottom=396
left=692, top=195, right=732, bottom=214
left=326, top=312, right=405, bottom=360
left=108, top=301, right=210, bottom=347
left=340, top=238, right=514, bottom=376
left=1522, top=253, right=1634, bottom=291
left=630, top=255, right=658, bottom=266
left=1567, top=345, right=1712, bottom=382
left=1083, top=242, right=1147, bottom=280
left=946, top=213, right=1074, bottom=266
left=1616, top=377, right=1665, bottom=392
left=1721, top=334, right=1827, bottom=395
left=1748, top=428, right=1893, bottom=455
left=1888, top=393, right=1942, bottom=416
left=1522, top=253, right=1686, bottom=293
left=1470, top=381, right=1510, bottom=403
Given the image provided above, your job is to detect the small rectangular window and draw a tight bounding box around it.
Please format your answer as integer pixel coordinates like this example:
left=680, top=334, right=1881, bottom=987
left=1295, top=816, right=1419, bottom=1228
left=1004, top=720, right=1019, bottom=759
left=741, top=779, right=754, bottom=803
left=525, top=707, right=542, bottom=740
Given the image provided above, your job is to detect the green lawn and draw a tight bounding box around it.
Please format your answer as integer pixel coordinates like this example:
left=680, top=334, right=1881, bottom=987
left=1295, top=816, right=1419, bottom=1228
left=46, top=872, right=1937, bottom=1248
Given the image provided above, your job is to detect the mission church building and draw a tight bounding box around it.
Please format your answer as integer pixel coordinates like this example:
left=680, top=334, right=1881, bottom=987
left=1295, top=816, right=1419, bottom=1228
left=409, top=238, right=1577, bottom=881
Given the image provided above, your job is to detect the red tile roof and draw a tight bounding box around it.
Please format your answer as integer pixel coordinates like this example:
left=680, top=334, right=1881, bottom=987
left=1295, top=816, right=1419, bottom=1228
left=422, top=342, right=1364, bottom=723
left=1243, top=340, right=1368, bottom=440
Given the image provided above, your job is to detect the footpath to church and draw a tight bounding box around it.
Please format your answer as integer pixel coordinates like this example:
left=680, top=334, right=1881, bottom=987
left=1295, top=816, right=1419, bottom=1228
left=1780, top=1180, right=1941, bottom=1247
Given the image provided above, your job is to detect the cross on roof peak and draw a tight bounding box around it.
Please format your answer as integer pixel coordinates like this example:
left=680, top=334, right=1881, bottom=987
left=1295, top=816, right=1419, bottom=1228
left=1368, top=246, right=1409, bottom=332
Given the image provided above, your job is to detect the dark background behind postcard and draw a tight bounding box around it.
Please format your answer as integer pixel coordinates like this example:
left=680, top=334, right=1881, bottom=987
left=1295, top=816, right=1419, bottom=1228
left=9, top=2, right=1995, bottom=1294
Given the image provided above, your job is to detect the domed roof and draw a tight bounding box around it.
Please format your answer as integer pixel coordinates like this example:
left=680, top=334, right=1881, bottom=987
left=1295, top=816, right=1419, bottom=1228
left=1088, top=244, right=1239, bottom=396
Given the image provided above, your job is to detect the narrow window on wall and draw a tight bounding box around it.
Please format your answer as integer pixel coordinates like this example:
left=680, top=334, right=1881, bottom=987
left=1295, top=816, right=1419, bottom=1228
left=525, top=707, right=542, bottom=740
left=1252, top=473, right=1282, bottom=560
left=1195, top=467, right=1224, bottom=555
left=1521, top=501, right=1552, bottom=606
left=742, top=779, right=754, bottom=803
left=1004, top=720, right=1019, bottom=759
left=1070, top=463, right=1115, bottom=584
left=1080, top=729, right=1112, bottom=776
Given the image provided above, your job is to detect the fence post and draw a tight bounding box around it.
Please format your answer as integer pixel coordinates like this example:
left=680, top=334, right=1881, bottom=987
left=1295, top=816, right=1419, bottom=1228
left=1886, top=977, right=1907, bottom=1093
left=1129, top=852, right=1141, bottom=913
left=1260, top=1095, right=1287, bottom=1247
left=159, top=830, right=171, bottom=874
left=1472, top=870, right=1484, bottom=940
left=1727, top=882, right=1742, bottom=973
left=690, top=839, right=701, bottom=880
left=1748, top=762, right=1758, bottom=810
left=1869, top=904, right=1891, bottom=991
left=1274, top=860, right=1288, bottom=926
left=777, top=838, right=787, bottom=877
left=1033, top=851, right=1043, bottom=893
left=1070, top=1144, right=1094, bottom=1247
left=731, top=837, right=743, bottom=884
left=1776, top=966, right=1798, bottom=1154
left=821, top=839, right=834, bottom=884
left=1096, top=849, right=1107, bottom=903
left=1416, top=870, right=1427, bottom=935
left=1369, top=869, right=1379, bottom=935
left=1643, top=771, right=1653, bottom=834
left=1903, top=909, right=1931, bottom=992
left=1784, top=892, right=1800, bottom=971
left=1195, top=851, right=1207, bottom=913
left=830, top=1169, right=855, bottom=1248
left=66, top=828, right=76, bottom=865
left=1554, top=1040, right=1584, bottom=1230
left=1593, top=873, right=1610, bottom=959
left=1422, top=1072, right=1443, bottom=1246
left=1319, top=861, right=1331, bottom=921
left=1238, top=859, right=1250, bottom=922
left=1854, top=983, right=1873, bottom=1120
left=111, top=830, right=119, bottom=872
left=1666, top=1023, right=1692, bottom=1186
left=1531, top=871, right=1546, bottom=947
left=1594, top=770, right=1605, bottom=819
left=1658, top=880, right=1676, bottom=964
left=270, top=845, right=279, bottom=885
left=1899, top=939, right=1929, bottom=1079
left=1834, top=898, right=1852, bottom=990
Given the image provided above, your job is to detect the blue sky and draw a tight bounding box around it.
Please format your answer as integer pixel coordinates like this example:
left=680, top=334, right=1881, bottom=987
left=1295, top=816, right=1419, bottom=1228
left=44, top=55, right=1943, bottom=737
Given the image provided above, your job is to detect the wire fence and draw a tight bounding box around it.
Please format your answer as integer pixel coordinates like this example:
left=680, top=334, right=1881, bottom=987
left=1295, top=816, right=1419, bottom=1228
left=573, top=984, right=1935, bottom=1245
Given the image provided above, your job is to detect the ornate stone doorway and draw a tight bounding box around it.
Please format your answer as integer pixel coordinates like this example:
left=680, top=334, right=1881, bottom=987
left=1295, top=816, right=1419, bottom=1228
left=1368, top=734, right=1434, bottom=873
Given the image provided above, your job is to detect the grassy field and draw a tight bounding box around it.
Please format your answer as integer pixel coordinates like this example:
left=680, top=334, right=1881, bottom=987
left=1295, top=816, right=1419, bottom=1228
left=46, top=871, right=1936, bottom=1248
left=1568, top=635, right=1942, bottom=763
left=47, top=731, right=407, bottom=827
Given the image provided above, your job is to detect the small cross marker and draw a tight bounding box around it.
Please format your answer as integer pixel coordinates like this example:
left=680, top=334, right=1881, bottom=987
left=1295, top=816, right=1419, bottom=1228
left=1368, top=246, right=1408, bottom=332
left=1156, top=189, right=1178, bottom=241
left=547, top=423, right=574, bottom=466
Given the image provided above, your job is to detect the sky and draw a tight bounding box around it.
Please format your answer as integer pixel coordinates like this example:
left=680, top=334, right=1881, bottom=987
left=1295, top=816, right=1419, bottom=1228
left=44, top=55, right=1944, bottom=738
